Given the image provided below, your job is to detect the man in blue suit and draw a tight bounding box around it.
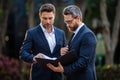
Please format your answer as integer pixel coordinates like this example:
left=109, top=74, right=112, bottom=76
left=47, top=5, right=97, bottom=80
left=20, top=3, right=66, bottom=80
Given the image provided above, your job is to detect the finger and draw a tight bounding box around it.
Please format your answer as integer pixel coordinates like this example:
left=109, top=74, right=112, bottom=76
left=38, top=53, right=44, bottom=58
left=47, top=63, right=55, bottom=69
left=40, top=55, right=44, bottom=58
left=47, top=63, right=52, bottom=69
left=61, top=53, right=64, bottom=56
left=61, top=52, right=66, bottom=56
left=33, top=57, right=37, bottom=62
left=58, top=62, right=64, bottom=73
left=66, top=45, right=69, bottom=48
left=65, top=49, right=68, bottom=52
left=58, top=62, right=62, bottom=67
left=47, top=63, right=57, bottom=72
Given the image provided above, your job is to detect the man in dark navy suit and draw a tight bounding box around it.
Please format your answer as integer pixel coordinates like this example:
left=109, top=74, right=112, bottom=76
left=47, top=5, right=97, bottom=80
left=20, top=3, right=66, bottom=80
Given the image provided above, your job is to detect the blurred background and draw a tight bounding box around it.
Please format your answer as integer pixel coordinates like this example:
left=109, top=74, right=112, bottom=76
left=0, top=0, right=120, bottom=80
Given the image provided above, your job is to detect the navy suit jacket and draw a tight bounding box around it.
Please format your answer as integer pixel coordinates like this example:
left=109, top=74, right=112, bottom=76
left=64, top=25, right=97, bottom=80
left=20, top=25, right=66, bottom=80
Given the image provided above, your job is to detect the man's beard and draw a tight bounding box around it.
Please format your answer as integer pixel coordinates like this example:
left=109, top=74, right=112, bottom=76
left=43, top=24, right=52, bottom=29
left=69, top=24, right=78, bottom=32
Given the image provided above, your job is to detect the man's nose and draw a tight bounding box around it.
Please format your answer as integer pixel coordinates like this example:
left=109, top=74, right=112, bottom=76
left=46, top=19, right=50, bottom=23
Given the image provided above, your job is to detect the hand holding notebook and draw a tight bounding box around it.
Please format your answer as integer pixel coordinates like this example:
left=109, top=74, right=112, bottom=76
left=35, top=50, right=77, bottom=68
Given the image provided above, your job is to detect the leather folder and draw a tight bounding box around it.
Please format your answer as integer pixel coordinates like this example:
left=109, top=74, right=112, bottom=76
left=36, top=50, right=77, bottom=68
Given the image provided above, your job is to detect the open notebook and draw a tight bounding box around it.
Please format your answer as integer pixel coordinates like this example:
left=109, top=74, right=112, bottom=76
left=35, top=50, right=78, bottom=68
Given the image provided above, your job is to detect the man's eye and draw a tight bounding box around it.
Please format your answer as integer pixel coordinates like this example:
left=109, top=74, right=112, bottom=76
left=65, top=20, right=72, bottom=24
left=43, top=18, right=47, bottom=20
left=49, top=18, right=53, bottom=20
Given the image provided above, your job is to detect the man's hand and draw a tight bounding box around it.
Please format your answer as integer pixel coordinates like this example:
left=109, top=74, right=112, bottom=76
left=47, top=62, right=64, bottom=73
left=33, top=53, right=45, bottom=62
left=61, top=45, right=69, bottom=56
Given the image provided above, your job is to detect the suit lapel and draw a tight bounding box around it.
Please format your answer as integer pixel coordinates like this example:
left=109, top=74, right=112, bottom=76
left=68, top=33, right=75, bottom=47
left=69, top=25, right=85, bottom=48
left=37, top=25, right=51, bottom=53
left=52, top=27, right=59, bottom=53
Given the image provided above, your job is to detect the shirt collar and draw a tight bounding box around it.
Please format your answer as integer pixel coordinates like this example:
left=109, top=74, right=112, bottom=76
left=40, top=23, right=55, bottom=33
left=74, top=23, right=84, bottom=34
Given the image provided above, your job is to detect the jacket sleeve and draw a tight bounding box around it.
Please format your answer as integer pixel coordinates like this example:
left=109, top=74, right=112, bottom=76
left=19, top=30, right=34, bottom=63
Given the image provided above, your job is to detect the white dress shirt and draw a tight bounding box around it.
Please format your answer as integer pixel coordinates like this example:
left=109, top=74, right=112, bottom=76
left=40, top=24, right=56, bottom=53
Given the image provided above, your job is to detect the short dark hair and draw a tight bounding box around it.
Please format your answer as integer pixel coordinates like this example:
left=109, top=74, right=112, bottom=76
left=39, top=3, right=55, bottom=14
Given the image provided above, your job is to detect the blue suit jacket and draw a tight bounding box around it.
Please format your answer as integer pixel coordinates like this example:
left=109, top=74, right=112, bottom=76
left=64, top=25, right=97, bottom=80
left=20, top=25, right=66, bottom=80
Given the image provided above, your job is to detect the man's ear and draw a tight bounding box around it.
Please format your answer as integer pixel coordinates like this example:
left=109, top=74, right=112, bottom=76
left=39, top=12, right=41, bottom=17
left=77, top=16, right=82, bottom=21
left=76, top=16, right=80, bottom=19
